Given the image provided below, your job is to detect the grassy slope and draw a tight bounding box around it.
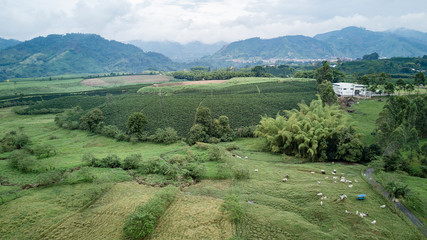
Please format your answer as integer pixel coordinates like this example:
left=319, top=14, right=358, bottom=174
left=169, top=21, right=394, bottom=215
left=349, top=98, right=386, bottom=145
left=0, top=102, right=425, bottom=239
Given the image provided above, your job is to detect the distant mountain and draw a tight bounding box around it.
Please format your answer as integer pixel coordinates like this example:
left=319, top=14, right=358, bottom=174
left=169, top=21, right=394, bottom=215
left=210, top=35, right=335, bottom=61
left=314, top=26, right=427, bottom=58
left=0, top=34, right=177, bottom=80
left=0, top=38, right=20, bottom=50
left=207, top=27, right=427, bottom=64
left=385, top=28, right=427, bottom=45
left=129, top=40, right=226, bottom=62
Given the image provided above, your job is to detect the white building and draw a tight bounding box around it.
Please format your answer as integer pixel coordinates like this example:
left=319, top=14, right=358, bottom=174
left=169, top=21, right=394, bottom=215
left=332, top=82, right=367, bottom=97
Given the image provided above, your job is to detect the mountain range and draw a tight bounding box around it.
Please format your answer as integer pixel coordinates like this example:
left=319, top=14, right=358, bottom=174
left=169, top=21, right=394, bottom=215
left=128, top=40, right=226, bottom=63
left=1, top=27, right=427, bottom=80
left=0, top=34, right=177, bottom=80
left=207, top=27, right=427, bottom=63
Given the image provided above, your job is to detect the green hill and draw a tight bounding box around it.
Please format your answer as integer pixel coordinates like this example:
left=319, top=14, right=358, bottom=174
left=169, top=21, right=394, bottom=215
left=206, top=27, right=427, bottom=64
left=314, top=27, right=427, bottom=58
left=0, top=34, right=178, bottom=80
left=0, top=38, right=20, bottom=50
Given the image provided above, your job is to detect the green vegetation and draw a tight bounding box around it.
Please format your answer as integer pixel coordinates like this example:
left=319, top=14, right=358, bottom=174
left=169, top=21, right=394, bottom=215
left=0, top=108, right=425, bottom=239
left=123, top=186, right=178, bottom=239
left=255, top=98, right=363, bottom=162
left=0, top=33, right=177, bottom=81
left=22, top=78, right=317, bottom=137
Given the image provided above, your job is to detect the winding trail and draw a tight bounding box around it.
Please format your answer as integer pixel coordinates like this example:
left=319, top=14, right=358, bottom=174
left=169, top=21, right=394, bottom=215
left=364, top=168, right=427, bottom=238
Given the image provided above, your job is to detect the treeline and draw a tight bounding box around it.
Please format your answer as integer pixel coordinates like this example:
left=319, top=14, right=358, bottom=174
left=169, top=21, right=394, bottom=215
left=375, top=95, right=427, bottom=177
left=172, top=66, right=273, bottom=81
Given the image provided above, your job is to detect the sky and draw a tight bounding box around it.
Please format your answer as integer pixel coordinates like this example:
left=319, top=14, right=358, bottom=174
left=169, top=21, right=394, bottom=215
left=1, top=0, right=427, bottom=44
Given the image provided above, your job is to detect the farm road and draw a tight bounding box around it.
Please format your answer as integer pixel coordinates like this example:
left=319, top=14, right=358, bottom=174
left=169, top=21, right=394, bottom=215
left=364, top=168, right=427, bottom=238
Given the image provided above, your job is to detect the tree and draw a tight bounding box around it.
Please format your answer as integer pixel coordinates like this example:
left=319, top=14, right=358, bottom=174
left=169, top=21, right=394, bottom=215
left=317, top=81, right=337, bottom=106
left=315, top=61, right=332, bottom=84
left=80, top=108, right=104, bottom=132
left=414, top=72, right=425, bottom=86
left=384, top=82, right=395, bottom=95
left=127, top=112, right=147, bottom=135
left=396, top=79, right=406, bottom=94
left=255, top=97, right=363, bottom=162
left=362, top=52, right=379, bottom=60
left=194, top=106, right=213, bottom=132
left=251, top=66, right=267, bottom=77
left=405, top=83, right=414, bottom=94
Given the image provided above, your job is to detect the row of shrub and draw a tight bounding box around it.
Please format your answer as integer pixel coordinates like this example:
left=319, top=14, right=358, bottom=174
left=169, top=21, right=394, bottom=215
left=122, top=186, right=179, bottom=239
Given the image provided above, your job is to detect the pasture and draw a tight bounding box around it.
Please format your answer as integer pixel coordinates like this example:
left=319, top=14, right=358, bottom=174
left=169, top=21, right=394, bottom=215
left=0, top=109, right=425, bottom=239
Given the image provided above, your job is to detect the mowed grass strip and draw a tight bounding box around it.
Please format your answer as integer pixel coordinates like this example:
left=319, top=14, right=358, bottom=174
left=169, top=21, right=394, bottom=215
left=39, top=182, right=159, bottom=240
left=149, top=194, right=233, bottom=240
left=0, top=183, right=111, bottom=240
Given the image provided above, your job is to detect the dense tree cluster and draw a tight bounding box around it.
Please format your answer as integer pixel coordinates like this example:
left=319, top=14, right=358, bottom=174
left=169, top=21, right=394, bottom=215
left=255, top=98, right=363, bottom=162
left=376, top=95, right=427, bottom=176
left=187, top=106, right=233, bottom=144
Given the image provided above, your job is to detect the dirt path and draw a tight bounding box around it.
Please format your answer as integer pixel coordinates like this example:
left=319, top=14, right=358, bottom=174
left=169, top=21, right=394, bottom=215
left=364, top=168, right=427, bottom=237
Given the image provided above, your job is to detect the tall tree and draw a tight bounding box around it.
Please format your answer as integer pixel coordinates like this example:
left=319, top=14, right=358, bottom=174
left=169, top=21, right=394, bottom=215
left=80, top=108, right=104, bottom=132
left=317, top=80, right=337, bottom=106
left=127, top=112, right=147, bottom=136
left=414, top=72, right=425, bottom=86
left=315, top=61, right=333, bottom=84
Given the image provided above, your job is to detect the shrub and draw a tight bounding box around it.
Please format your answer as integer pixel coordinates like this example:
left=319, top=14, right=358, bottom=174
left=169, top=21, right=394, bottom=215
left=37, top=170, right=64, bottom=186
left=187, top=124, right=208, bottom=145
left=8, top=149, right=38, bottom=173
left=168, top=154, right=187, bottom=165
left=216, top=163, right=232, bottom=179
left=232, top=164, right=250, bottom=180
left=32, top=144, right=57, bottom=159
left=82, top=153, right=101, bottom=167
left=101, top=125, right=121, bottom=138
left=208, top=145, right=225, bottom=162
left=150, top=127, right=180, bottom=144
left=100, top=154, right=122, bottom=168
left=1, top=130, right=30, bottom=152
left=225, top=143, right=240, bottom=151
left=140, top=157, right=167, bottom=174
left=123, top=154, right=142, bottom=170
left=184, top=162, right=206, bottom=181
left=235, top=126, right=256, bottom=138
left=64, top=167, right=96, bottom=184
left=221, top=193, right=244, bottom=224
left=123, top=186, right=178, bottom=239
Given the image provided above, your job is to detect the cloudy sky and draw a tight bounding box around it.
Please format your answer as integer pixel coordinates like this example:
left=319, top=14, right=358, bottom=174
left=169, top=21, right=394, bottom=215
left=1, top=0, right=426, bottom=43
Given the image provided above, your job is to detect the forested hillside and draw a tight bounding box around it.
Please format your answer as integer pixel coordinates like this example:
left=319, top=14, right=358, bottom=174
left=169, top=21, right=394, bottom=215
left=0, top=34, right=178, bottom=80
left=207, top=27, right=427, bottom=63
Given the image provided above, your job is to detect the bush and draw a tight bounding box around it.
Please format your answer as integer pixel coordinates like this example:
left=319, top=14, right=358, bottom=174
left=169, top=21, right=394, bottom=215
left=221, top=193, right=244, bottom=224
left=123, top=186, right=178, bottom=239
left=140, top=157, right=167, bottom=174
left=101, top=125, right=121, bottom=138
left=232, top=164, right=250, bottom=180
left=235, top=126, right=256, bottom=138
left=32, top=144, right=57, bottom=159
left=123, top=154, right=142, bottom=170
left=208, top=145, right=225, bottom=162
left=36, top=170, right=64, bottom=186
left=184, top=162, right=206, bottom=182
left=215, top=163, right=232, bottom=179
left=225, top=143, right=240, bottom=151
left=100, top=154, right=122, bottom=168
left=64, top=167, right=96, bottom=184
left=82, top=153, right=101, bottom=167
left=1, top=130, right=30, bottom=152
left=8, top=149, right=39, bottom=173
left=149, top=127, right=180, bottom=144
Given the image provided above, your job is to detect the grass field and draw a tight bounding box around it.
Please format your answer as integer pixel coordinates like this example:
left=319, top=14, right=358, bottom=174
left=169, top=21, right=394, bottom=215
left=0, top=97, right=425, bottom=239
left=349, top=98, right=386, bottom=145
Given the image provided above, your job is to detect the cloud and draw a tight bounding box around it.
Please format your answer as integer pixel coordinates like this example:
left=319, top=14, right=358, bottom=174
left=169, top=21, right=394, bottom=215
left=0, top=0, right=426, bottom=43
